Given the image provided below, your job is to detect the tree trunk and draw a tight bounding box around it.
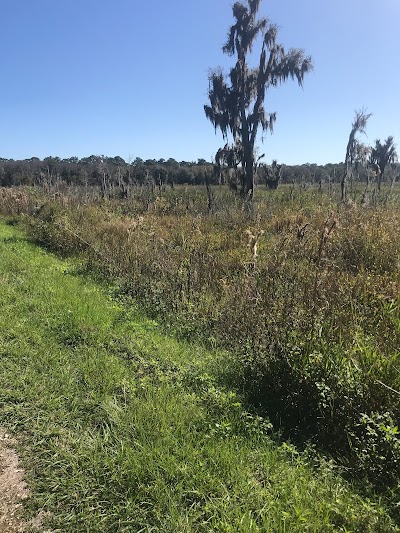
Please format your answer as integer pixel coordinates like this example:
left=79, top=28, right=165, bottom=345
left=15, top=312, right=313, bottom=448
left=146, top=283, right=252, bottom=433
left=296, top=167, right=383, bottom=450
left=204, top=171, right=214, bottom=213
left=245, top=166, right=254, bottom=199
left=378, top=171, right=383, bottom=191
left=243, top=145, right=255, bottom=200
left=341, top=172, right=347, bottom=202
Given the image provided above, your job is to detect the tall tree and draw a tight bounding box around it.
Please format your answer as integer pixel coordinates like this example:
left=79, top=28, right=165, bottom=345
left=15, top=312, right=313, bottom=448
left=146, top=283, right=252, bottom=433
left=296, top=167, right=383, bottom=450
left=204, top=0, right=313, bottom=200
left=370, top=136, right=398, bottom=191
left=341, top=109, right=372, bottom=202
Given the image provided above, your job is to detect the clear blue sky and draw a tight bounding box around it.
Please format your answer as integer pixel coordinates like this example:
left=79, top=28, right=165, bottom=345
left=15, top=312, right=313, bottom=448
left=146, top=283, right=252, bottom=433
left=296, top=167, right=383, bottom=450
left=1, top=0, right=399, bottom=165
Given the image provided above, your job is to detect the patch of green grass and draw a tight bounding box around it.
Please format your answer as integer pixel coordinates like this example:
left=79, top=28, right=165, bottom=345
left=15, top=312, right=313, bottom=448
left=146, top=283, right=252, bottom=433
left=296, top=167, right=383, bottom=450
left=0, top=220, right=397, bottom=532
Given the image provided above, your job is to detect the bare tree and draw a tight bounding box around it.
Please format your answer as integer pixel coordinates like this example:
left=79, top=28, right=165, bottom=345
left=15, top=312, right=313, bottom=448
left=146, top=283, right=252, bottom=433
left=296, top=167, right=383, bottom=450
left=341, top=108, right=372, bottom=202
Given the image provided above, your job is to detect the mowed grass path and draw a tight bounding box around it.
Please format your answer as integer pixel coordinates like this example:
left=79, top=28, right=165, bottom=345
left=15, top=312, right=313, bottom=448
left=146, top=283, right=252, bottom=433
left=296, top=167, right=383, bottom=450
left=0, top=221, right=396, bottom=532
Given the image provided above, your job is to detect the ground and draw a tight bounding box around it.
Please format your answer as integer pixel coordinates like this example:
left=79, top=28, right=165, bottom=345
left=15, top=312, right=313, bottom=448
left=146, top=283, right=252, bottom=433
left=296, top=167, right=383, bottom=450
left=0, top=429, right=28, bottom=533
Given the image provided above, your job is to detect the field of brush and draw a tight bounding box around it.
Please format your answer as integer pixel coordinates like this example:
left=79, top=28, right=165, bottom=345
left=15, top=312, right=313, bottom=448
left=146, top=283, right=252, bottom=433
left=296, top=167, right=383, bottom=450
left=0, top=182, right=399, bottom=529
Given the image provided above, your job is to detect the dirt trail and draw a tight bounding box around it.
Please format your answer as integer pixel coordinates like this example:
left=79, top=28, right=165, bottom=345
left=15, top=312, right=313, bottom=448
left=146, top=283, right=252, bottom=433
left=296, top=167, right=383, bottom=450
left=0, top=430, right=28, bottom=533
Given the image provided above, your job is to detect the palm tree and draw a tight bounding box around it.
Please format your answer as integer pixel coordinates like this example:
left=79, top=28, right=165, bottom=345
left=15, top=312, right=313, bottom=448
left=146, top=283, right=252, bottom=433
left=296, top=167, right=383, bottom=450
left=204, top=0, right=313, bottom=200
left=341, top=108, right=372, bottom=202
left=370, top=136, right=398, bottom=191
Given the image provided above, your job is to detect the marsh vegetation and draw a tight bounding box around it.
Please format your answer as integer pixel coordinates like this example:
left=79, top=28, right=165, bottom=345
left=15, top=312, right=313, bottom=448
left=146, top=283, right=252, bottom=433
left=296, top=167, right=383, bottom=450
left=1, top=179, right=399, bottom=526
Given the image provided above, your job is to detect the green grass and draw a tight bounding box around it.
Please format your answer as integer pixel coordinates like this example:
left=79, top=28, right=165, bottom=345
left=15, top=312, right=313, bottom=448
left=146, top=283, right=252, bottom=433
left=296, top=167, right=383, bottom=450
left=0, top=219, right=397, bottom=532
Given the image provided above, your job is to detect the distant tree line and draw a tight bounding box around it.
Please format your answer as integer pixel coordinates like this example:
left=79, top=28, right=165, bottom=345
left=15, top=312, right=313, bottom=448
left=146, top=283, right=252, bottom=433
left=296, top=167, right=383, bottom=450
left=0, top=154, right=398, bottom=194
left=0, top=156, right=212, bottom=193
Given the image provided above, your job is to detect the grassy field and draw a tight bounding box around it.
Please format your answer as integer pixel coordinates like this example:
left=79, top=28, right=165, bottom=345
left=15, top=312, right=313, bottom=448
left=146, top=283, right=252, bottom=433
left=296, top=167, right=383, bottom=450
left=0, top=219, right=398, bottom=531
left=0, top=183, right=399, bottom=530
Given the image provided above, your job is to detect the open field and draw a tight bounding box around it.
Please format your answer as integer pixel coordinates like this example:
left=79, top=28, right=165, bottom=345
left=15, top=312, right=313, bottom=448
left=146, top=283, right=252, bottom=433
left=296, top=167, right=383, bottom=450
left=0, top=183, right=399, bottom=529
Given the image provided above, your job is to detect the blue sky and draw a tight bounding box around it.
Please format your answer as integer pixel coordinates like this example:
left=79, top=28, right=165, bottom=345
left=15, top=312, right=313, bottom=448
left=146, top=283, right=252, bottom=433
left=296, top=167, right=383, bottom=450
left=1, top=0, right=399, bottom=164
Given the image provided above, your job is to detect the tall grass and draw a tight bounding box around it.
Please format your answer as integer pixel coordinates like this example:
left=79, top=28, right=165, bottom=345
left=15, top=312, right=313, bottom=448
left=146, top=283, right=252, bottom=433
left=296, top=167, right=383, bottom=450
left=1, top=183, right=400, bottom=515
left=3, top=220, right=398, bottom=531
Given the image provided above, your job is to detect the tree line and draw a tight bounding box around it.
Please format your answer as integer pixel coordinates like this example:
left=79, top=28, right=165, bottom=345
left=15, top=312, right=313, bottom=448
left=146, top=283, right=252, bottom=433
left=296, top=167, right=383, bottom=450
left=1, top=154, right=398, bottom=193
left=0, top=156, right=211, bottom=192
